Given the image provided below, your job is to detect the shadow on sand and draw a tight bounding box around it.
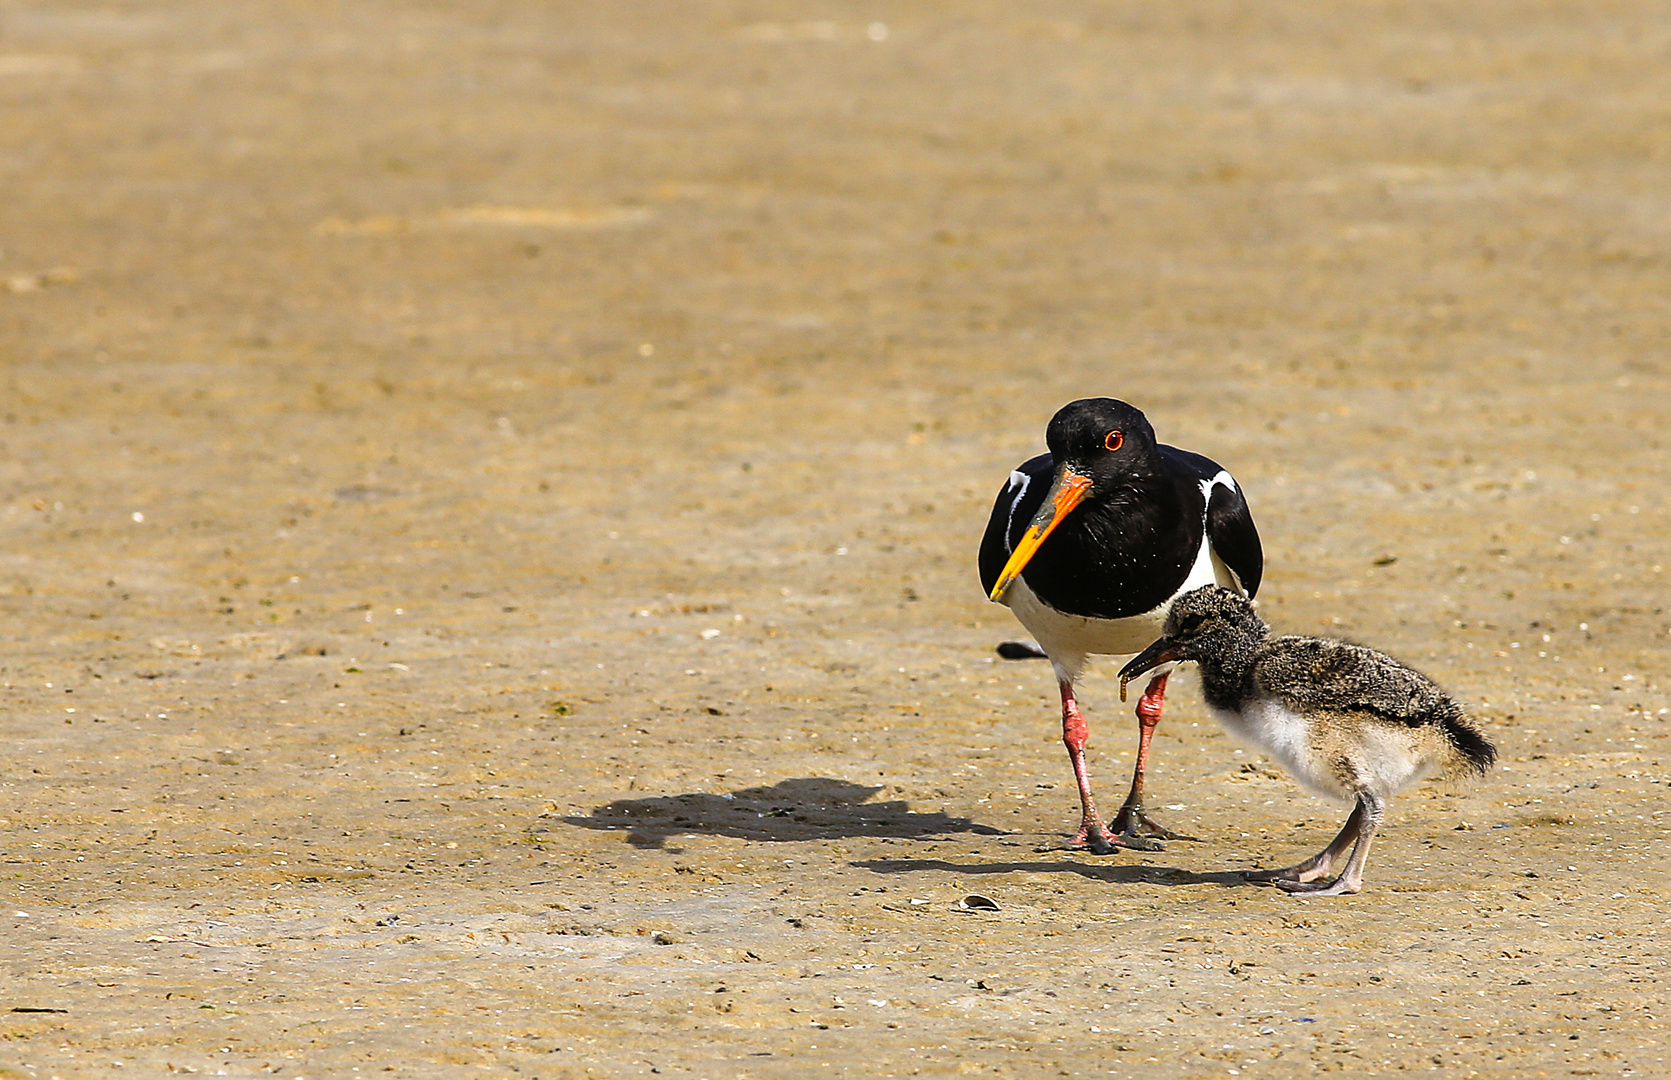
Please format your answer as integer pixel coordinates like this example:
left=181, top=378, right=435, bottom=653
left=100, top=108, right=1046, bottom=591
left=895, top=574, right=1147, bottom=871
left=851, top=856, right=1249, bottom=888
left=562, top=777, right=1006, bottom=850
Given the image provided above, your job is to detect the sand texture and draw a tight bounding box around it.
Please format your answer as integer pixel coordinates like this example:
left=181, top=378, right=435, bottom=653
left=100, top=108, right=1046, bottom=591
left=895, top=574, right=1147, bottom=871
left=1, top=2, right=1669, bottom=1076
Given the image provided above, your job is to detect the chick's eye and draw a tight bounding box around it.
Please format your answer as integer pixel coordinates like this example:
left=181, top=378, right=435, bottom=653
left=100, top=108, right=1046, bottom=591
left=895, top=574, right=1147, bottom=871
left=1104, top=430, right=1124, bottom=452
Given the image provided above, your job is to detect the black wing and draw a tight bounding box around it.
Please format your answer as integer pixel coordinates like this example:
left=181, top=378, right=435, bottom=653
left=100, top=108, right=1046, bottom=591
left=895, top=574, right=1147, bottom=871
left=1158, top=444, right=1263, bottom=599
left=1206, top=476, right=1262, bottom=598
left=977, top=452, right=1052, bottom=597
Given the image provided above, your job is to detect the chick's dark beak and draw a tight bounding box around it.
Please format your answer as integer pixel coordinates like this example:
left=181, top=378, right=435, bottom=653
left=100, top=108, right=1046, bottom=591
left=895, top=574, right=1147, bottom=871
left=1118, top=637, right=1184, bottom=702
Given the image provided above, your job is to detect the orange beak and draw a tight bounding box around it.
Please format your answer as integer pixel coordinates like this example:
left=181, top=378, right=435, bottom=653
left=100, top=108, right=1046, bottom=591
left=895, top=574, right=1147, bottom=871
left=987, top=467, right=1093, bottom=602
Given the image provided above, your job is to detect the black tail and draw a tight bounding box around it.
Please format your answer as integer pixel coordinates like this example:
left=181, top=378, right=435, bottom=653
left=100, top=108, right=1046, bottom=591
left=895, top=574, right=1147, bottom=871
left=1442, top=714, right=1497, bottom=777
left=996, top=640, right=1049, bottom=660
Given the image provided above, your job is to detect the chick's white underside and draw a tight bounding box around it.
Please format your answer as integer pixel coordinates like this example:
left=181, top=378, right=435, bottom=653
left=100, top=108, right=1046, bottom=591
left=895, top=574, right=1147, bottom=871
left=1209, top=697, right=1437, bottom=802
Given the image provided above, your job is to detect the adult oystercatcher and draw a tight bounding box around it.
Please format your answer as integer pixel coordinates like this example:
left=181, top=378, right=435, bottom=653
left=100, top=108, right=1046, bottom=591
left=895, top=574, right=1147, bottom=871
left=1119, top=586, right=1495, bottom=895
left=979, top=398, right=1262, bottom=853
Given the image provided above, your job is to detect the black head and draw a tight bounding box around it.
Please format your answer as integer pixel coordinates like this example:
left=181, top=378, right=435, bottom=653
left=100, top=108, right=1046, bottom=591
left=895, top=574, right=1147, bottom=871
left=986, top=397, right=1165, bottom=606
left=1044, top=398, right=1158, bottom=487
left=1161, top=585, right=1268, bottom=653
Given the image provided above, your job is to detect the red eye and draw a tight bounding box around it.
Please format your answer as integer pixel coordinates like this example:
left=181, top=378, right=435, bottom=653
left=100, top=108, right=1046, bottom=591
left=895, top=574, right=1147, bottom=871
left=1104, top=430, right=1124, bottom=452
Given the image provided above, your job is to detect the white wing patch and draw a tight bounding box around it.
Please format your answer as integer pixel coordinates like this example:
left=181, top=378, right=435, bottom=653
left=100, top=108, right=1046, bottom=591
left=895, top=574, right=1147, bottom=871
left=1002, top=469, right=1033, bottom=553
left=1196, top=470, right=1237, bottom=507
left=1197, top=470, right=1245, bottom=594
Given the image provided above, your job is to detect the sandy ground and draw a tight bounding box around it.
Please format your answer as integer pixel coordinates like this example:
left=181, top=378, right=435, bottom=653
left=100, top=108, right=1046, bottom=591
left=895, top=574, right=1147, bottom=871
left=2, top=1, right=1670, bottom=1076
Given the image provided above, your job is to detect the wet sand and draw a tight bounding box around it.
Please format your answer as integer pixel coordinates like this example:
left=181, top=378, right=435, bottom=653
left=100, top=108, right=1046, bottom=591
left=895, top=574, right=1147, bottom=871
left=1, top=2, right=1669, bottom=1076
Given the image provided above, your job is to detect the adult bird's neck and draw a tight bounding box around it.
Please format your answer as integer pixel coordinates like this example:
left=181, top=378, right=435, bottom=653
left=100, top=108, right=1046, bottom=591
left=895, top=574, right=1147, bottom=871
left=1057, top=472, right=1188, bottom=566
left=1072, top=470, right=1179, bottom=539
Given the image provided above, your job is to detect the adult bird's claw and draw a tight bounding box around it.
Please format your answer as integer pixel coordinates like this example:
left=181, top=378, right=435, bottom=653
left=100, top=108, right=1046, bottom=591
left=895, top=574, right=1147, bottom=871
left=1069, top=828, right=1120, bottom=856
left=1109, top=804, right=1198, bottom=846
left=1052, top=820, right=1124, bottom=855
left=1049, top=822, right=1167, bottom=854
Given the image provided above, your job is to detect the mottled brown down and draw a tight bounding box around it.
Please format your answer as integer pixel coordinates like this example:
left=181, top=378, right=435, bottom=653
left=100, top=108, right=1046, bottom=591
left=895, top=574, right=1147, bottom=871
left=1121, top=586, right=1495, bottom=895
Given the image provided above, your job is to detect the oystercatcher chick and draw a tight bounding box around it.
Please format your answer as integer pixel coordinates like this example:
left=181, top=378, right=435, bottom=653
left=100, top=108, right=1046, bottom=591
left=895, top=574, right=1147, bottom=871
left=979, top=398, right=1262, bottom=853
left=1119, top=586, right=1496, bottom=895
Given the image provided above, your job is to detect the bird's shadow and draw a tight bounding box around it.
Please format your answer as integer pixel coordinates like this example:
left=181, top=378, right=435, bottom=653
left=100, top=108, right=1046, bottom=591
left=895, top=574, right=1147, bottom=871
left=851, top=856, right=1249, bottom=888
left=561, top=777, right=1005, bottom=850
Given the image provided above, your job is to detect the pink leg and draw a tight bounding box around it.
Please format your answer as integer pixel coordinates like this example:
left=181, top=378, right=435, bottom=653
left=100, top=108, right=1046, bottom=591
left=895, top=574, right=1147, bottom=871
left=1108, top=674, right=1197, bottom=849
left=1276, top=790, right=1383, bottom=896
left=1058, top=677, right=1116, bottom=855
left=1245, top=803, right=1365, bottom=884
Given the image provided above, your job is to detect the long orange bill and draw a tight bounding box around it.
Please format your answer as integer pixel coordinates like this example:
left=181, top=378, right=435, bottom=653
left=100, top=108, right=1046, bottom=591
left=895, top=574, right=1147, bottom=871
left=987, top=467, right=1093, bottom=602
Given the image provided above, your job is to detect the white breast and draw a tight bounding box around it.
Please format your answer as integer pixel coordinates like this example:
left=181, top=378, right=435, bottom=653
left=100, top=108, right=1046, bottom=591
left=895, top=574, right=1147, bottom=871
left=1001, top=575, right=1165, bottom=678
